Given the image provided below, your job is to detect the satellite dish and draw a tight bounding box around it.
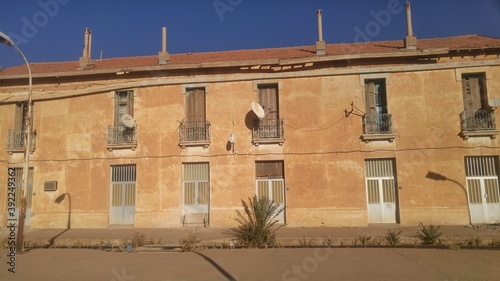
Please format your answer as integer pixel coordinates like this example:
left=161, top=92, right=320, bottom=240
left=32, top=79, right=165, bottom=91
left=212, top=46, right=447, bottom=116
left=121, top=114, right=135, bottom=128
left=489, top=98, right=500, bottom=108
left=251, top=102, right=265, bottom=119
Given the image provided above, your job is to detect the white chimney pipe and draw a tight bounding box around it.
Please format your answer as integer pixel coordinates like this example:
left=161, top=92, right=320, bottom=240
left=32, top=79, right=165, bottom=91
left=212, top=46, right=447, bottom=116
left=80, top=27, right=94, bottom=69
left=162, top=27, right=167, bottom=53
left=317, top=9, right=324, bottom=42
left=82, top=28, right=91, bottom=58
left=404, top=2, right=417, bottom=49
left=158, top=26, right=170, bottom=65
left=88, top=28, right=92, bottom=59
left=405, top=2, right=413, bottom=37
left=315, top=9, right=326, bottom=55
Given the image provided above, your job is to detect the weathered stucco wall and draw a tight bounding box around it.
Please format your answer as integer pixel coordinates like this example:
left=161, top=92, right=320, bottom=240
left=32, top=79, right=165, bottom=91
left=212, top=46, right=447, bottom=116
left=1, top=59, right=499, bottom=229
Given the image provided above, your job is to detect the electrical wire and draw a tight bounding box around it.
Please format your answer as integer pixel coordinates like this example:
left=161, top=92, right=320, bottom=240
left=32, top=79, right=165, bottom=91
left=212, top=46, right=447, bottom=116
left=3, top=145, right=498, bottom=164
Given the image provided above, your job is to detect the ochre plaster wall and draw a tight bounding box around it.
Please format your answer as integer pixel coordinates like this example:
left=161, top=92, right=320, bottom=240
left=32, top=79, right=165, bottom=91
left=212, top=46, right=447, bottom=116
left=1, top=61, right=499, bottom=229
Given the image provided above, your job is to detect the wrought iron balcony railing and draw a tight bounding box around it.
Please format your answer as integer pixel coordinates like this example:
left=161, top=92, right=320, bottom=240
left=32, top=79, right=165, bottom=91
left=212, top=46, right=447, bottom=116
left=107, top=125, right=137, bottom=146
left=179, top=121, right=211, bottom=143
left=253, top=119, right=284, bottom=140
left=7, top=130, right=36, bottom=151
left=363, top=113, right=393, bottom=134
left=460, top=110, right=496, bottom=131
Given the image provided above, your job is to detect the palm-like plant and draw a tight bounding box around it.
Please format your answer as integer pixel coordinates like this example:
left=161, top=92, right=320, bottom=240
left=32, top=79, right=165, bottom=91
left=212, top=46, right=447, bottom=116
left=416, top=223, right=442, bottom=245
left=232, top=195, right=284, bottom=247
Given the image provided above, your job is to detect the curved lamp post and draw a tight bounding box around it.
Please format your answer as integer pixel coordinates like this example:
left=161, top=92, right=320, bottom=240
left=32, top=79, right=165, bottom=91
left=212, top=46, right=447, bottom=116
left=0, top=31, right=32, bottom=253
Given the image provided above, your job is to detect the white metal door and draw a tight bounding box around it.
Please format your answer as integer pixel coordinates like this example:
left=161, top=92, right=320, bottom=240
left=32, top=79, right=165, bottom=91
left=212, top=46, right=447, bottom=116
left=110, top=165, right=136, bottom=225
left=467, top=177, right=500, bottom=223
left=256, top=179, right=285, bottom=223
left=183, top=181, right=209, bottom=214
left=365, top=159, right=397, bottom=223
left=182, top=163, right=210, bottom=225
left=465, top=157, right=500, bottom=224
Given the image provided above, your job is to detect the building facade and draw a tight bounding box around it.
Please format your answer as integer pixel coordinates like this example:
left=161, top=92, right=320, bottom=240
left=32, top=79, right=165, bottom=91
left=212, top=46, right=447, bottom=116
left=1, top=33, right=500, bottom=229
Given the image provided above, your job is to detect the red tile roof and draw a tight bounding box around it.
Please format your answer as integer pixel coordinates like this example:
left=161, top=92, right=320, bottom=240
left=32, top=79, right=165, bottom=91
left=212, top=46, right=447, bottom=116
left=1, top=35, right=499, bottom=76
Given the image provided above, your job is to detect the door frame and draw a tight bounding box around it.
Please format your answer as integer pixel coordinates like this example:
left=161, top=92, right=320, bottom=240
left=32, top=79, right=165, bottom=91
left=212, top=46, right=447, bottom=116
left=255, top=178, right=286, bottom=224
left=181, top=162, right=210, bottom=226
left=466, top=176, right=500, bottom=224
left=109, top=165, right=136, bottom=226
left=365, top=158, right=399, bottom=224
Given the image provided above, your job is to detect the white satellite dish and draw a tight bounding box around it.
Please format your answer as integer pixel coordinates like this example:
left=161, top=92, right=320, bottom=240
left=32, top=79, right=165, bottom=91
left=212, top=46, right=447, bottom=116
left=251, top=102, right=265, bottom=119
left=121, top=114, right=135, bottom=128
left=489, top=98, right=500, bottom=108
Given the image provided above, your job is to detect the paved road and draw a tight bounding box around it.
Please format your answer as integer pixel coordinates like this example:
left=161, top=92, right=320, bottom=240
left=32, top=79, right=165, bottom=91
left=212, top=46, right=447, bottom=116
left=1, top=247, right=499, bottom=281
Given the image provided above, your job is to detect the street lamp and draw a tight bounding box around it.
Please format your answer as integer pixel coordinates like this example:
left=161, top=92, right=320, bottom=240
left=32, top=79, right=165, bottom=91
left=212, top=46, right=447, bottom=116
left=0, top=31, right=32, bottom=253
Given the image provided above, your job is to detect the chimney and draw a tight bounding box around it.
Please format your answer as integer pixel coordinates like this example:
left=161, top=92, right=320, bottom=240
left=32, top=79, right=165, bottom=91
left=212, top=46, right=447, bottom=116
left=315, top=9, right=326, bottom=55
left=404, top=2, right=417, bottom=50
left=79, top=28, right=95, bottom=69
left=158, top=27, right=170, bottom=65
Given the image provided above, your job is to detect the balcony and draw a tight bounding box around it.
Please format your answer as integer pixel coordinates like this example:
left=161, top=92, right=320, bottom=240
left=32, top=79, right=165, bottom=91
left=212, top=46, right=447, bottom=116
left=107, top=125, right=137, bottom=150
left=179, top=121, right=211, bottom=148
left=459, top=110, right=499, bottom=139
left=252, top=119, right=284, bottom=146
left=361, top=113, right=397, bottom=142
left=6, top=130, right=36, bottom=154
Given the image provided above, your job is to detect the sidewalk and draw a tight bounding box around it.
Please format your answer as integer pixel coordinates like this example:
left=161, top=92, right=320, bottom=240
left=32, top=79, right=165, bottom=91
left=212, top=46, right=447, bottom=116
left=2, top=224, right=499, bottom=248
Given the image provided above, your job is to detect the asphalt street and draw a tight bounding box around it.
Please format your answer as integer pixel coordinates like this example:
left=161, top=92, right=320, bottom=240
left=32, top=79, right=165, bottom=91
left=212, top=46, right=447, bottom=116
left=1, top=247, right=499, bottom=281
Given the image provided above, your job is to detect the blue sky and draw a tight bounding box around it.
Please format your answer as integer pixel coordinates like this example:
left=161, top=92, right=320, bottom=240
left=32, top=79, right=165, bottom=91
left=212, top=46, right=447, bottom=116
left=1, top=0, right=499, bottom=69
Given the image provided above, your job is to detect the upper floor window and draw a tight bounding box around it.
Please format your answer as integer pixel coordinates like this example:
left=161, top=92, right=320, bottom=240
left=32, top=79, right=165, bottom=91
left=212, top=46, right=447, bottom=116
left=7, top=102, right=36, bottom=153
left=252, top=84, right=284, bottom=146
left=179, top=88, right=210, bottom=148
left=460, top=73, right=496, bottom=136
left=107, top=90, right=137, bottom=150
left=115, top=90, right=134, bottom=126
left=362, top=79, right=396, bottom=142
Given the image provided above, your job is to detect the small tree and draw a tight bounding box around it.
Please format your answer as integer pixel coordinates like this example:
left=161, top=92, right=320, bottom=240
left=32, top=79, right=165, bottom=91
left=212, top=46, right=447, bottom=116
left=232, top=195, right=284, bottom=247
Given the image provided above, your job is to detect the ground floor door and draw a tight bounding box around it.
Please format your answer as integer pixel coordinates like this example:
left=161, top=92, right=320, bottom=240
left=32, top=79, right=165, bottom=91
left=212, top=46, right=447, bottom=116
left=365, top=159, right=398, bottom=223
left=110, top=165, right=136, bottom=225
left=255, top=161, right=286, bottom=224
left=182, top=163, right=210, bottom=226
left=465, top=156, right=500, bottom=224
left=256, top=179, right=285, bottom=223
left=11, top=167, right=33, bottom=226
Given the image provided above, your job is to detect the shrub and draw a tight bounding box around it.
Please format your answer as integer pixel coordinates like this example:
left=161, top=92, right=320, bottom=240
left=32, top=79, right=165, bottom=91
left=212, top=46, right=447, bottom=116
left=130, top=232, right=146, bottom=248
left=231, top=195, right=284, bottom=247
left=489, top=238, right=500, bottom=247
left=416, top=223, right=442, bottom=245
left=465, top=236, right=482, bottom=247
left=356, top=235, right=372, bottom=246
left=386, top=230, right=402, bottom=246
left=298, top=235, right=314, bottom=247
left=322, top=236, right=335, bottom=247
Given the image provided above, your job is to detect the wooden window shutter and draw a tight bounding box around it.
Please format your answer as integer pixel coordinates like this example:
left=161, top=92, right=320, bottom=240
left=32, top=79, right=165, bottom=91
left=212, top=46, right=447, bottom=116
left=15, top=102, right=24, bottom=131
left=14, top=102, right=31, bottom=131
left=478, top=75, right=489, bottom=109
left=365, top=81, right=376, bottom=113
left=258, top=85, right=279, bottom=120
left=114, top=92, right=120, bottom=126
left=462, top=76, right=481, bottom=111
left=256, top=161, right=284, bottom=179
left=127, top=91, right=134, bottom=117
left=186, top=88, right=206, bottom=124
